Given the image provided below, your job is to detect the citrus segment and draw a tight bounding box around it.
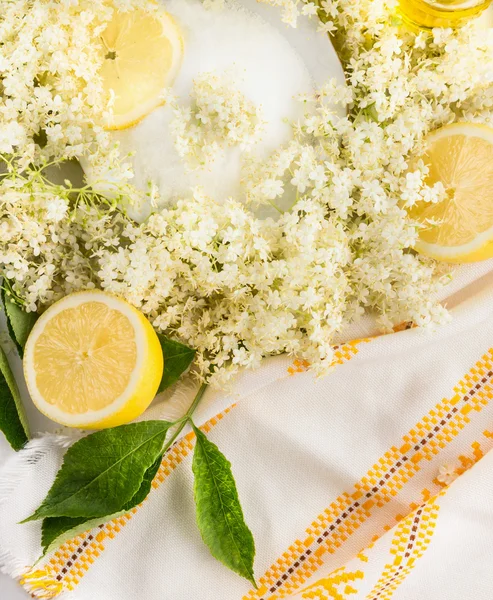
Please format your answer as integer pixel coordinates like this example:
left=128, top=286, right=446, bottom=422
left=99, top=8, right=183, bottom=130
left=408, top=123, right=493, bottom=262
left=24, top=291, right=164, bottom=429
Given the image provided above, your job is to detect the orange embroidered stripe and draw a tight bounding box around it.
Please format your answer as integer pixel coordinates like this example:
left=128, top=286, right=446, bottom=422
left=244, top=348, right=493, bottom=600
left=23, top=407, right=235, bottom=597
left=296, top=493, right=442, bottom=600
left=365, top=495, right=442, bottom=600
left=367, top=426, right=493, bottom=598
left=299, top=565, right=365, bottom=599
left=331, top=340, right=371, bottom=367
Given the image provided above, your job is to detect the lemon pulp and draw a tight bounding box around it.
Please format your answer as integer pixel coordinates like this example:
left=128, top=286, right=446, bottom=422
left=99, top=8, right=183, bottom=131
left=398, top=0, right=491, bottom=28
left=24, top=291, right=164, bottom=429
left=34, top=302, right=137, bottom=414
left=408, top=123, right=493, bottom=263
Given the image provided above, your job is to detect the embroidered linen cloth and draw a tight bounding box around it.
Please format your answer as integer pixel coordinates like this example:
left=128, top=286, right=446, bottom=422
left=1, top=264, right=493, bottom=600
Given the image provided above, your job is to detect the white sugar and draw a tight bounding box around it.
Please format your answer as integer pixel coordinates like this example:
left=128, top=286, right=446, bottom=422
left=112, top=0, right=314, bottom=217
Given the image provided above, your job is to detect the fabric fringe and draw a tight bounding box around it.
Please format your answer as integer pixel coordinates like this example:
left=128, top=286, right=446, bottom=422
left=0, top=547, right=27, bottom=580
left=0, top=434, right=72, bottom=512
left=0, top=434, right=75, bottom=595
left=21, top=569, right=75, bottom=599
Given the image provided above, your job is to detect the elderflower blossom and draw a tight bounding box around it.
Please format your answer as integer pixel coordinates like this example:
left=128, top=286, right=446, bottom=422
left=169, top=72, right=266, bottom=168
left=437, top=463, right=459, bottom=485
left=0, top=0, right=155, bottom=174
left=3, top=0, right=493, bottom=385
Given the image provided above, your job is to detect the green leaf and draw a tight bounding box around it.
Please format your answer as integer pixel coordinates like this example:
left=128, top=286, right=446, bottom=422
left=23, top=421, right=172, bottom=522
left=121, top=454, right=162, bottom=509
left=1, top=288, right=37, bottom=358
left=0, top=346, right=29, bottom=450
left=41, top=516, right=88, bottom=553
left=157, top=335, right=196, bottom=394
left=191, top=424, right=256, bottom=586
left=41, top=456, right=162, bottom=553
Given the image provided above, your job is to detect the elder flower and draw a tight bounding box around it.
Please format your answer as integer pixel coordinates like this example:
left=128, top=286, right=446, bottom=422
left=170, top=71, right=266, bottom=169
left=3, top=0, right=493, bottom=385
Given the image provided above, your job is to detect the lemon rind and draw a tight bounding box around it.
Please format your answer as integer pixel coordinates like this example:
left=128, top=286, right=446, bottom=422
left=415, top=220, right=493, bottom=261
left=24, top=291, right=155, bottom=428
left=103, top=11, right=184, bottom=132
left=425, top=122, right=493, bottom=145
left=414, top=122, right=493, bottom=263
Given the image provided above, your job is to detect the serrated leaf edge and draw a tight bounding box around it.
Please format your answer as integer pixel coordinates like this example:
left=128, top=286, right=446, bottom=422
left=23, top=422, right=172, bottom=522
left=192, top=424, right=256, bottom=587
left=40, top=456, right=163, bottom=557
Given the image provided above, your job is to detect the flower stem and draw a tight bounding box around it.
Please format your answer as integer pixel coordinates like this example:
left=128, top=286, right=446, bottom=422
left=161, top=382, right=208, bottom=454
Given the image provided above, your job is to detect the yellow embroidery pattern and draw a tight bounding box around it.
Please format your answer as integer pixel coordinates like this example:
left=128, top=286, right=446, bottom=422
left=365, top=497, right=441, bottom=599
left=245, top=349, right=493, bottom=600
left=288, top=359, right=310, bottom=375
left=22, top=408, right=234, bottom=598
left=331, top=340, right=370, bottom=367
left=300, top=567, right=364, bottom=599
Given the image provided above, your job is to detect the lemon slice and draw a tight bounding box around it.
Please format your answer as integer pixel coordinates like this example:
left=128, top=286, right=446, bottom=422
left=99, top=8, right=183, bottom=131
left=408, top=123, right=493, bottom=263
left=24, top=291, right=163, bottom=429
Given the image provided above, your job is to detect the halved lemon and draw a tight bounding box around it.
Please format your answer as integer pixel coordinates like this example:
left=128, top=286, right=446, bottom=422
left=24, top=291, right=163, bottom=429
left=99, top=7, right=183, bottom=131
left=408, top=123, right=493, bottom=263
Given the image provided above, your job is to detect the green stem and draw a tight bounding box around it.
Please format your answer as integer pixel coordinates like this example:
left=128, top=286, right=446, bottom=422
left=263, top=196, right=284, bottom=214
left=161, top=382, right=208, bottom=454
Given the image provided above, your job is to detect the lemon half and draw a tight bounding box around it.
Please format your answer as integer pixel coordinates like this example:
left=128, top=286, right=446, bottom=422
left=24, top=291, right=163, bottom=429
left=408, top=123, right=493, bottom=263
left=99, top=8, right=183, bottom=131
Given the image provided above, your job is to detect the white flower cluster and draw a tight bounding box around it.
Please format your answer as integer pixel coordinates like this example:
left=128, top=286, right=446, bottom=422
left=169, top=72, right=265, bottom=168
left=0, top=156, right=445, bottom=385
left=1, top=163, right=351, bottom=383
left=0, top=161, right=128, bottom=309
left=3, top=0, right=493, bottom=384
left=0, top=0, right=152, bottom=174
left=242, top=79, right=450, bottom=331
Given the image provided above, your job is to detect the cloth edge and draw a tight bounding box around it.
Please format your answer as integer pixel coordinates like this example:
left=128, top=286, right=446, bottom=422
left=0, top=435, right=71, bottom=580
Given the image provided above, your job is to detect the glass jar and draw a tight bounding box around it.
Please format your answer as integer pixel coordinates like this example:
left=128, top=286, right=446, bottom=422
left=398, top=0, right=492, bottom=29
